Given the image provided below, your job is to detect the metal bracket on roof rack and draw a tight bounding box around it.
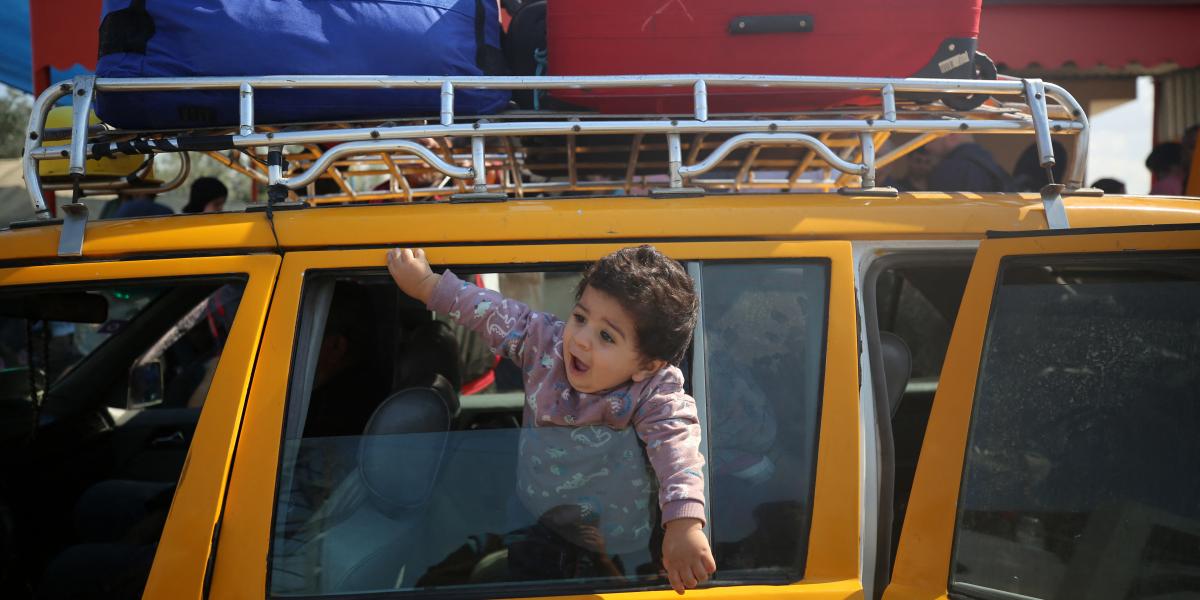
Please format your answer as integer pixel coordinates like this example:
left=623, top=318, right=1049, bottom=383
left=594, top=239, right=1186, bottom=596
left=841, top=132, right=898, bottom=197
left=1023, top=79, right=1059, bottom=176
left=239, top=82, right=255, bottom=136
left=838, top=186, right=900, bottom=198
left=68, top=75, right=96, bottom=178
left=451, top=134, right=506, bottom=202
left=57, top=203, right=88, bottom=257
left=1041, top=183, right=1070, bottom=230
left=652, top=133, right=707, bottom=198
left=1066, top=187, right=1105, bottom=198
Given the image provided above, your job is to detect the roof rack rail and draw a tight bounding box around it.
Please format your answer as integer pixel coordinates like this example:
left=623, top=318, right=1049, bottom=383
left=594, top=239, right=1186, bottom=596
left=23, top=73, right=1088, bottom=219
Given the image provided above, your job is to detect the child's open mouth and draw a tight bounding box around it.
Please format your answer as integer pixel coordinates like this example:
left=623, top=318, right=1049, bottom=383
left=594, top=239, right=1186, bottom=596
left=570, top=354, right=589, bottom=374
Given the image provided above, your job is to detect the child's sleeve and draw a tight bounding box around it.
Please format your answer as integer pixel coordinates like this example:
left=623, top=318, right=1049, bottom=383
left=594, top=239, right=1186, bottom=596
left=427, top=270, right=560, bottom=370
left=633, top=389, right=708, bottom=526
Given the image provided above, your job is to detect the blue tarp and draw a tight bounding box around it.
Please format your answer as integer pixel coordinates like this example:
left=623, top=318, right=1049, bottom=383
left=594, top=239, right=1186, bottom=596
left=0, top=0, right=32, bottom=93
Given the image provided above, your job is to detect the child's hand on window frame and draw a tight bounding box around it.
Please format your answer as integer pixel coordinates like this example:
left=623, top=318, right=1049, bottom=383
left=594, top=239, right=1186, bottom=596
left=662, top=517, right=716, bottom=594
left=387, top=248, right=440, bottom=303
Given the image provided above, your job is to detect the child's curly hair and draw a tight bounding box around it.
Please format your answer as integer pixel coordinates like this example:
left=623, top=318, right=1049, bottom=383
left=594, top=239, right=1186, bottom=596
left=575, top=245, right=698, bottom=365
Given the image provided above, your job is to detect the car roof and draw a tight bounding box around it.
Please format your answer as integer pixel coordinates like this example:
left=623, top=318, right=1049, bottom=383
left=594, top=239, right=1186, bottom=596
left=2, top=192, right=1198, bottom=264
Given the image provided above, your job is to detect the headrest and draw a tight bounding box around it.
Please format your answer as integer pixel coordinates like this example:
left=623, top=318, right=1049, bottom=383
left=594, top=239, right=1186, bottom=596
left=879, top=331, right=913, bottom=419
left=396, top=320, right=462, bottom=394
left=358, top=375, right=456, bottom=512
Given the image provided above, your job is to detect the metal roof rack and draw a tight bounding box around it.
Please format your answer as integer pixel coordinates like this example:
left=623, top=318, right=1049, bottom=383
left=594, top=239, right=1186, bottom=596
left=23, top=73, right=1089, bottom=233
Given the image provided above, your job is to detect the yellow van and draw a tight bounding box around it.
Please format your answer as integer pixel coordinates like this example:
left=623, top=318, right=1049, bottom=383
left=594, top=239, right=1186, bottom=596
left=5, top=74, right=1199, bottom=600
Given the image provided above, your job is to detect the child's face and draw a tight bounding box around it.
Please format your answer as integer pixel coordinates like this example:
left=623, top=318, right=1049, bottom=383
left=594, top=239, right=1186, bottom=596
left=564, top=285, right=665, bottom=394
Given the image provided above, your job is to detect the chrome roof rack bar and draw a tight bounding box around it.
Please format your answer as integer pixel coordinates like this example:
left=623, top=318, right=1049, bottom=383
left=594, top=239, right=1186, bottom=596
left=23, top=73, right=1092, bottom=220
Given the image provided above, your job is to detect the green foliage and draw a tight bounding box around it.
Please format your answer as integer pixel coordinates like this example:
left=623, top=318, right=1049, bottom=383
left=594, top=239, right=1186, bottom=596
left=0, top=86, right=33, bottom=159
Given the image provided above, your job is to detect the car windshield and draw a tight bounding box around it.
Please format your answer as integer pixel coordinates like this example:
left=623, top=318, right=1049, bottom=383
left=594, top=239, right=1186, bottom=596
left=0, top=286, right=167, bottom=389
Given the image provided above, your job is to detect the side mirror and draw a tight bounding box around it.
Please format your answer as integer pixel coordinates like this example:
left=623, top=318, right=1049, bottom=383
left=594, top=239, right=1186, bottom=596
left=127, top=359, right=164, bottom=409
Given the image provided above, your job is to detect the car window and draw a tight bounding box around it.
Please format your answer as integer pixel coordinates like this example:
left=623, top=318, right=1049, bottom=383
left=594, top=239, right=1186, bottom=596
left=952, top=254, right=1200, bottom=599
left=0, top=286, right=165, bottom=387
left=0, top=282, right=242, bottom=409
left=269, top=262, right=831, bottom=596
left=700, top=262, right=828, bottom=581
left=269, top=271, right=671, bottom=597
left=875, top=264, right=970, bottom=380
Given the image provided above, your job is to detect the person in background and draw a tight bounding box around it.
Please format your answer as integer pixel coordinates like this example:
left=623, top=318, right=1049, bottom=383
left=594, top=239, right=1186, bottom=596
left=1182, top=125, right=1198, bottom=194
left=182, top=177, right=228, bottom=213
left=1091, top=178, right=1126, bottom=195
left=1011, top=141, right=1068, bottom=192
left=925, top=134, right=1012, bottom=192
left=1146, top=142, right=1184, bottom=196
left=111, top=193, right=174, bottom=218
left=884, top=146, right=934, bottom=192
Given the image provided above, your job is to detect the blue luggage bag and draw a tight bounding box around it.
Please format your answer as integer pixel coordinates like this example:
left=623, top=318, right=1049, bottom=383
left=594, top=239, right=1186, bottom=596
left=95, top=0, right=510, bottom=129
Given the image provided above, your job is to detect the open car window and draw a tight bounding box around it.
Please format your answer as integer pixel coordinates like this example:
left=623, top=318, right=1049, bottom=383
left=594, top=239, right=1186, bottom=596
left=267, top=260, right=833, bottom=597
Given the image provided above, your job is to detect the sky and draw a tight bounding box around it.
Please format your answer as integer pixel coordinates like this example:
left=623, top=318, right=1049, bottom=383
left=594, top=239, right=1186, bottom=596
left=1087, top=76, right=1154, bottom=194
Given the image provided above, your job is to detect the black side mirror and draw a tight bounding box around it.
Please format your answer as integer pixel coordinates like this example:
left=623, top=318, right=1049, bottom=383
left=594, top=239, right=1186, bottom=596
left=127, top=359, right=164, bottom=409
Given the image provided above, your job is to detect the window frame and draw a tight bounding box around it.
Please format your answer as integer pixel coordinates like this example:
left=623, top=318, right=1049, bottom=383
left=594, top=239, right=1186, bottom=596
left=0, top=254, right=281, bottom=599
left=215, top=241, right=861, bottom=599
left=884, top=224, right=1200, bottom=600
left=859, top=249, right=976, bottom=591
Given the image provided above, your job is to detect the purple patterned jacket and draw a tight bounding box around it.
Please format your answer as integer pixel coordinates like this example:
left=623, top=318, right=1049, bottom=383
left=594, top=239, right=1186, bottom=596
left=429, top=271, right=707, bottom=526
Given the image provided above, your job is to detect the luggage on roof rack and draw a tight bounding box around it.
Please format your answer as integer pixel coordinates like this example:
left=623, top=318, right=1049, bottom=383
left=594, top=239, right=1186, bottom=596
left=94, top=0, right=510, bottom=130
left=543, top=0, right=993, bottom=113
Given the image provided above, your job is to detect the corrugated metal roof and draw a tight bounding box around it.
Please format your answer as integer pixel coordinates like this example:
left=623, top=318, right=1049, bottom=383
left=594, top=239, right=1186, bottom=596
left=1156, top=68, right=1200, bottom=142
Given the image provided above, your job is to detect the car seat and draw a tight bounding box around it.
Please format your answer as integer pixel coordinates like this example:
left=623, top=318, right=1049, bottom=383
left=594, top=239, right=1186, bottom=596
left=272, top=375, right=459, bottom=594
left=39, top=480, right=176, bottom=599
left=394, top=320, right=462, bottom=396
left=879, top=331, right=913, bottom=418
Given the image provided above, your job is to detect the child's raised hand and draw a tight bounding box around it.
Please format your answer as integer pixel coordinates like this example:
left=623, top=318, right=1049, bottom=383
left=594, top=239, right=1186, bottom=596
left=386, top=248, right=439, bottom=303
left=661, top=518, right=716, bottom=594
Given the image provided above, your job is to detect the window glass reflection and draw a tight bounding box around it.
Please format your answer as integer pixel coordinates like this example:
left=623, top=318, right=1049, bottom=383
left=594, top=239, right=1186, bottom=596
left=701, top=262, right=828, bottom=579
left=954, top=255, right=1200, bottom=599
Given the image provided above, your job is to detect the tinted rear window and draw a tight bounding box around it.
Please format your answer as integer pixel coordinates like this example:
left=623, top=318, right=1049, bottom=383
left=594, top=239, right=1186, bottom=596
left=953, top=254, right=1200, bottom=599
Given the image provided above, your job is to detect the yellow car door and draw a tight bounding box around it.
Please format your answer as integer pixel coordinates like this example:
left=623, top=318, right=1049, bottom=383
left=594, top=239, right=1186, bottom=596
left=885, top=224, right=1200, bottom=600
left=0, top=253, right=279, bottom=599
left=212, top=240, right=867, bottom=599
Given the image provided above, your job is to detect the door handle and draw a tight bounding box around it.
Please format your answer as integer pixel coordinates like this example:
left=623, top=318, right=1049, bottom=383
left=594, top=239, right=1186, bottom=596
left=150, top=430, right=187, bottom=447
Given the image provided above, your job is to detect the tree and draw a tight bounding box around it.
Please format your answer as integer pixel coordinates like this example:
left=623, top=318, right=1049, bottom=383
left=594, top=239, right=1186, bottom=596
left=0, top=86, right=33, bottom=159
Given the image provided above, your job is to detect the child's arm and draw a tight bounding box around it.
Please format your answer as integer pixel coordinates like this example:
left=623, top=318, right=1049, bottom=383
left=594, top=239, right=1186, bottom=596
left=663, top=518, right=715, bottom=594
left=633, top=389, right=716, bottom=593
left=386, top=248, right=556, bottom=369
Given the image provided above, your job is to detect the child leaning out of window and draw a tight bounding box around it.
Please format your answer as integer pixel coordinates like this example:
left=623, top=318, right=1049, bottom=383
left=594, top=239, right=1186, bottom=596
left=387, top=244, right=715, bottom=593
